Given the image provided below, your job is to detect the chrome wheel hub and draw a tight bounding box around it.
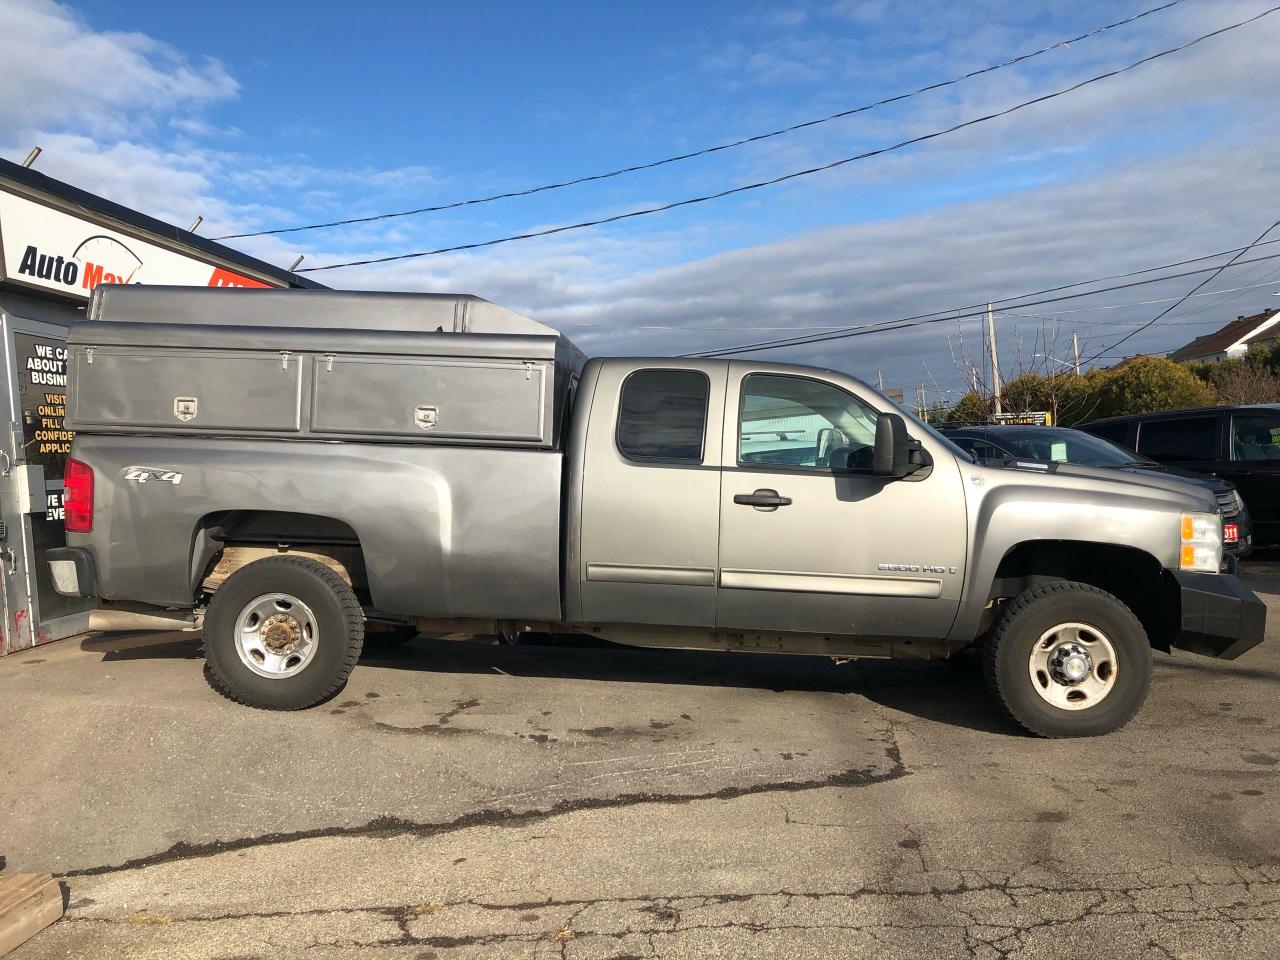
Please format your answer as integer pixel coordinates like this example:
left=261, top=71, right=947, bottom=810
left=1049, top=641, right=1092, bottom=685
left=1028, top=623, right=1117, bottom=711
left=234, top=593, right=319, bottom=679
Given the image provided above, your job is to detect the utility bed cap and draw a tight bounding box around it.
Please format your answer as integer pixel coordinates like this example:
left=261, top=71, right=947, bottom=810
left=88, top=286, right=558, bottom=337
left=70, top=285, right=585, bottom=450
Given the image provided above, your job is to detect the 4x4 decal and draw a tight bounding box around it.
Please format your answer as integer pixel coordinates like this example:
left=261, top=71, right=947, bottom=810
left=123, top=467, right=183, bottom=485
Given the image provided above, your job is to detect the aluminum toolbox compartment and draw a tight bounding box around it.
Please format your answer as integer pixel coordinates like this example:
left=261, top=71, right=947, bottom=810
left=66, top=287, right=586, bottom=448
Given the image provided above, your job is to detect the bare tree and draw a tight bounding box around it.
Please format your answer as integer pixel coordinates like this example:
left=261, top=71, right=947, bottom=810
left=1203, top=359, right=1280, bottom=404
left=944, top=313, right=1106, bottom=425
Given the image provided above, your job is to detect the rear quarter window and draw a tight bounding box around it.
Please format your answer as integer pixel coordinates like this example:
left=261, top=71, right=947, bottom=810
left=1084, top=421, right=1129, bottom=445
left=1136, top=417, right=1217, bottom=462
left=615, top=369, right=710, bottom=463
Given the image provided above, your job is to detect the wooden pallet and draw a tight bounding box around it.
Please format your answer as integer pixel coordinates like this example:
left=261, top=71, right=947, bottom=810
left=0, top=875, right=63, bottom=957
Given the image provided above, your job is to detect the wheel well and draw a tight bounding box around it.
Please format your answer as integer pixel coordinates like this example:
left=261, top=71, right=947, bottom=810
left=192, top=511, right=369, bottom=603
left=988, top=541, right=1174, bottom=652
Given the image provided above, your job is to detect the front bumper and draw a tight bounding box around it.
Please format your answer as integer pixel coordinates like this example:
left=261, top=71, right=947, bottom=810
left=1171, top=571, right=1266, bottom=660
left=47, top=546, right=98, bottom=599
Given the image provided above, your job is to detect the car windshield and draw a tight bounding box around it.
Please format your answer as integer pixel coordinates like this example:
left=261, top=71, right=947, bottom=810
left=992, top=428, right=1152, bottom=467
left=901, top=408, right=974, bottom=461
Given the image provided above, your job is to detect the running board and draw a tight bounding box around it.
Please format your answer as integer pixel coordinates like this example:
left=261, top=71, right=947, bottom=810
left=88, top=603, right=198, bottom=633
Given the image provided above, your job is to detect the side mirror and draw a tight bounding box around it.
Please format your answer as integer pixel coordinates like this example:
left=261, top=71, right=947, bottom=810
left=873, top=413, right=923, bottom=478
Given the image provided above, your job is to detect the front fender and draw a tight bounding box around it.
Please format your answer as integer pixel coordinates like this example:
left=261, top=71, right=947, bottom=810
left=948, top=469, right=1187, bottom=642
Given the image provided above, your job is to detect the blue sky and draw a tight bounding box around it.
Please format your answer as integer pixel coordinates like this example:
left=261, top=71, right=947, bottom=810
left=61, top=0, right=1215, bottom=254
left=4, top=0, right=1280, bottom=399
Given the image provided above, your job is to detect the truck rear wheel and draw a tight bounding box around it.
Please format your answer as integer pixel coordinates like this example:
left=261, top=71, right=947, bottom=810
left=983, top=581, right=1151, bottom=738
left=203, top=556, right=364, bottom=710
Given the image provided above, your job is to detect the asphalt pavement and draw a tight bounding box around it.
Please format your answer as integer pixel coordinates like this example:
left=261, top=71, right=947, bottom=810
left=1, top=567, right=1278, bottom=959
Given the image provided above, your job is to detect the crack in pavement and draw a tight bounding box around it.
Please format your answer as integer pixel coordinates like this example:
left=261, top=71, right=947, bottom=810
left=47, top=867, right=1280, bottom=957
left=63, top=728, right=905, bottom=878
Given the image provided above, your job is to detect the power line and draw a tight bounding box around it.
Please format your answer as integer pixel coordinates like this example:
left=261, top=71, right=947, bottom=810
left=1074, top=316, right=1271, bottom=329
left=684, top=249, right=1280, bottom=356
left=997, top=277, right=1280, bottom=320
left=558, top=276, right=1280, bottom=332
left=686, top=238, right=1280, bottom=355
left=681, top=249, right=1280, bottom=358
left=216, top=0, right=1190, bottom=242
left=558, top=321, right=858, bottom=331
left=1081, top=216, right=1280, bottom=364
left=295, top=6, right=1277, bottom=274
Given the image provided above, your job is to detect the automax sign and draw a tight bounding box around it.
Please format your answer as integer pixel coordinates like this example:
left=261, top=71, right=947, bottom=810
left=0, top=191, right=275, bottom=299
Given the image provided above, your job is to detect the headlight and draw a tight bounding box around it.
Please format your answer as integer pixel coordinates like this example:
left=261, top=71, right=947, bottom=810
left=1180, top=512, right=1222, bottom=573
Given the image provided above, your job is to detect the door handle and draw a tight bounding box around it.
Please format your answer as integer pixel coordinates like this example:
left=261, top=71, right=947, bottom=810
left=734, top=488, right=792, bottom=509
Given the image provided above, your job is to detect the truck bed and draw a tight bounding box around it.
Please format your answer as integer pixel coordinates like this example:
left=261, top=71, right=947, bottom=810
left=73, top=433, right=566, bottom=619
left=64, top=287, right=585, bottom=619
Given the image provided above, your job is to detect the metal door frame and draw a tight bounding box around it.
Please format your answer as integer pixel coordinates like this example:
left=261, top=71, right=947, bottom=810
left=0, top=310, right=91, bottom=651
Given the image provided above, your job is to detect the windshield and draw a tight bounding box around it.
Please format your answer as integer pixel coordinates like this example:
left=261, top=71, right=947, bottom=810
left=992, top=428, right=1152, bottom=467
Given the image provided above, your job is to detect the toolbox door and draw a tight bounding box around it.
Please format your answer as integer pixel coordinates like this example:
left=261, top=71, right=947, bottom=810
left=310, top=355, right=552, bottom=445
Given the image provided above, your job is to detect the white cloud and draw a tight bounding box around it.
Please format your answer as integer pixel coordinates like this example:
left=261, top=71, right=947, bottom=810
left=0, top=0, right=237, bottom=138
left=0, top=0, right=452, bottom=269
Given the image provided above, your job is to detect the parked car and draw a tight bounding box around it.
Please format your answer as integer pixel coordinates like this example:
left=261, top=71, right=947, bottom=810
left=1081, top=405, right=1280, bottom=546
left=47, top=286, right=1266, bottom=738
left=942, top=425, right=1252, bottom=555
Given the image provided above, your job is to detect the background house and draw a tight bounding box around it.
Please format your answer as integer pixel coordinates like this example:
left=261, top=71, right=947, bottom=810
left=1168, top=308, right=1280, bottom=362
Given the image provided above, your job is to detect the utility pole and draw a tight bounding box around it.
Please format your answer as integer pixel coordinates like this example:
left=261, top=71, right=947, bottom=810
left=986, top=303, right=1002, bottom=416
left=1071, top=330, right=1081, bottom=375
left=877, top=369, right=885, bottom=392
left=917, top=383, right=927, bottom=420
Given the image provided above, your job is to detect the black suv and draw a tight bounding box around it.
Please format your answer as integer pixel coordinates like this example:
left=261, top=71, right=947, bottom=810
left=1081, top=405, right=1279, bottom=545
left=943, top=424, right=1252, bottom=555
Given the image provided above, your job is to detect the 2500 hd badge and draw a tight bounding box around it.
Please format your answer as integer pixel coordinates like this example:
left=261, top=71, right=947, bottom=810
left=878, top=562, right=958, bottom=574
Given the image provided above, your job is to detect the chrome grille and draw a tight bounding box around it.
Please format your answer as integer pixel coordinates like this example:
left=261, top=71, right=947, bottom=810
left=1214, top=489, right=1240, bottom=519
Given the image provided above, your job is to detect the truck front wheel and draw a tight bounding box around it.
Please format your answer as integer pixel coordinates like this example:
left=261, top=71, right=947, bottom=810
left=984, top=582, right=1152, bottom=738
left=203, top=556, right=364, bottom=710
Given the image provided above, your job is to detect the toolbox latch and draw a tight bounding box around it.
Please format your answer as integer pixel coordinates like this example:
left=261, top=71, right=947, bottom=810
left=174, top=397, right=198, bottom=422
left=414, top=405, right=439, bottom=430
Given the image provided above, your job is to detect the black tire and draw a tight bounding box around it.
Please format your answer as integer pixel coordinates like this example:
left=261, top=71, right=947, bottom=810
left=204, top=556, right=364, bottom=710
left=983, top=581, right=1152, bottom=738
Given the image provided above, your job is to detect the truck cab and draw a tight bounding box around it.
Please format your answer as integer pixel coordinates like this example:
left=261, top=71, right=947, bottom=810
left=565, top=358, right=966, bottom=643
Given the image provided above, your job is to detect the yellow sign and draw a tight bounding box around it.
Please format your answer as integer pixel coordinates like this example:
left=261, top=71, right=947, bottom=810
left=993, top=411, right=1053, bottom=426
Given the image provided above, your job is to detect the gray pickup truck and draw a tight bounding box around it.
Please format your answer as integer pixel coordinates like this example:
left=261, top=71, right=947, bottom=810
left=49, top=287, right=1265, bottom=737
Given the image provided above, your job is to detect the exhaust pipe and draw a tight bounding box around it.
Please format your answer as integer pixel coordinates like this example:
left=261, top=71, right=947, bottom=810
left=88, top=603, right=198, bottom=633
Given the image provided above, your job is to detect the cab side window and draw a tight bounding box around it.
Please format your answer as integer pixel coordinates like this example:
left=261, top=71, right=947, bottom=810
left=739, top=374, right=878, bottom=471
left=1136, top=417, right=1217, bottom=462
left=1231, top=415, right=1280, bottom=461
left=616, top=369, right=709, bottom=463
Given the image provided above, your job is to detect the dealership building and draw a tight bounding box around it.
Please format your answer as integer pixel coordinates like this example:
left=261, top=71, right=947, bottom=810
left=0, top=155, right=322, bottom=654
